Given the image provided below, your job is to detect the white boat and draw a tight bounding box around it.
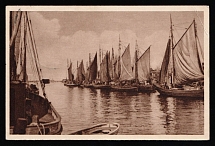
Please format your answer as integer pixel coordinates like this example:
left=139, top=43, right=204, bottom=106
left=69, top=123, right=120, bottom=135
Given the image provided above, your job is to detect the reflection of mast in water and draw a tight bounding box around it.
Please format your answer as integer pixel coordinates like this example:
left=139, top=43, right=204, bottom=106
left=90, top=89, right=102, bottom=121
left=149, top=93, right=166, bottom=134
left=165, top=97, right=177, bottom=134
left=100, top=90, right=112, bottom=122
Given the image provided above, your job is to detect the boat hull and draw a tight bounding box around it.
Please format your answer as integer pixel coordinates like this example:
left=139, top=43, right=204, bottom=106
left=137, top=84, right=155, bottom=92
left=153, top=83, right=204, bottom=98
left=10, top=82, right=62, bottom=135
left=69, top=123, right=120, bottom=135
left=111, top=86, right=138, bottom=92
left=92, top=84, right=111, bottom=89
left=64, top=83, right=79, bottom=87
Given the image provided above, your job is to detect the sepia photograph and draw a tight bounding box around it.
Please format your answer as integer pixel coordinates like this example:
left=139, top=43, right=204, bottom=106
left=6, top=6, right=209, bottom=140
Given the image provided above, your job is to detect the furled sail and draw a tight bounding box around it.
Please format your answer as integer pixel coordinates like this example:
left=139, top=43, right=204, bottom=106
left=137, top=46, right=151, bottom=81
left=120, top=44, right=133, bottom=81
left=173, top=20, right=204, bottom=85
left=10, top=11, right=23, bottom=80
left=159, top=39, right=171, bottom=84
left=89, top=53, right=97, bottom=82
left=16, top=12, right=28, bottom=81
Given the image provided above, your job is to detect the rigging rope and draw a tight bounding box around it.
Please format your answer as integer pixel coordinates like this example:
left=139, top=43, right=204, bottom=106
left=26, top=12, right=47, bottom=98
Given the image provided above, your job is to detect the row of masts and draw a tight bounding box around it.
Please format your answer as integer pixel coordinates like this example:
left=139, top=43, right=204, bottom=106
left=66, top=34, right=147, bottom=84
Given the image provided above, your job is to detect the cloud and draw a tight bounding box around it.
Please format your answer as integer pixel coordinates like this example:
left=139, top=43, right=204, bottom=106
left=28, top=12, right=170, bottom=80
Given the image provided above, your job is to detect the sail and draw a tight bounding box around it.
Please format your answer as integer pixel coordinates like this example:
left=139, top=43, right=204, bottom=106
left=173, top=20, right=204, bottom=85
left=100, top=52, right=111, bottom=83
left=120, top=44, right=134, bottom=81
left=89, top=53, right=97, bottom=81
left=10, top=11, right=23, bottom=80
left=85, top=67, right=90, bottom=83
left=108, top=51, right=113, bottom=80
left=137, top=46, right=150, bottom=81
left=68, top=62, right=73, bottom=81
left=113, top=58, right=118, bottom=81
left=76, top=60, right=85, bottom=83
left=159, top=39, right=171, bottom=84
left=111, top=48, right=115, bottom=80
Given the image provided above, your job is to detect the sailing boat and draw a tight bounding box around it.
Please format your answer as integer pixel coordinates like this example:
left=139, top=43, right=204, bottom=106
left=111, top=39, right=138, bottom=92
left=83, top=53, right=97, bottom=88
left=9, top=11, right=62, bottom=134
left=76, top=60, right=85, bottom=86
left=133, top=42, right=155, bottom=92
left=93, top=51, right=111, bottom=89
left=153, top=16, right=204, bottom=98
left=64, top=60, right=77, bottom=87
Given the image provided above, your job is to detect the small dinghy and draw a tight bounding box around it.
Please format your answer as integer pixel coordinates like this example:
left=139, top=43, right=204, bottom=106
left=69, top=123, right=120, bottom=135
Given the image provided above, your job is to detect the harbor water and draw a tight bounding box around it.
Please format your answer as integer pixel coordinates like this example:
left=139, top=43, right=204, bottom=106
left=45, top=82, right=204, bottom=135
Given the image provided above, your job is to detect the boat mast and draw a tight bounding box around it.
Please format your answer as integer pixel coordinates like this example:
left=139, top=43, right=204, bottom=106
left=98, top=45, right=101, bottom=79
left=99, top=45, right=101, bottom=65
left=170, top=14, right=175, bottom=87
left=89, top=53, right=91, bottom=82
left=23, top=12, right=27, bottom=82
left=118, top=34, right=121, bottom=78
left=135, top=40, right=138, bottom=84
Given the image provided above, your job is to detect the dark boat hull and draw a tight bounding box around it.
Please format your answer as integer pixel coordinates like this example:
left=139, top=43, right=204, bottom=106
left=10, top=82, right=62, bottom=135
left=153, top=83, right=204, bottom=98
left=137, top=84, right=155, bottom=92
left=111, top=86, right=138, bottom=92
left=69, top=123, right=120, bottom=135
left=92, top=84, right=111, bottom=89
left=64, top=83, right=79, bottom=87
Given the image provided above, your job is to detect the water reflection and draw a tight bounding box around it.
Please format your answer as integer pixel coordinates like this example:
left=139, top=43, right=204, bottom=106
left=46, top=82, right=204, bottom=135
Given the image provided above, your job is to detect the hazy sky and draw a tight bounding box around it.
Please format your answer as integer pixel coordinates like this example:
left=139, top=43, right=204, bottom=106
left=27, top=9, right=205, bottom=80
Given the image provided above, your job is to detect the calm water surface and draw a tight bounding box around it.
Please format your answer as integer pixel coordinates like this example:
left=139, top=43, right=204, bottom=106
left=45, top=82, right=204, bottom=135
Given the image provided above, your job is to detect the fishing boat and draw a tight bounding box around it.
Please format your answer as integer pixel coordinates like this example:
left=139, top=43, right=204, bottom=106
left=9, top=11, right=62, bottom=134
left=76, top=60, right=85, bottom=86
left=64, top=60, right=78, bottom=87
left=69, top=123, right=120, bottom=135
left=83, top=53, right=97, bottom=88
left=153, top=16, right=204, bottom=98
left=92, top=49, right=111, bottom=89
left=133, top=42, right=155, bottom=92
left=111, top=37, right=138, bottom=92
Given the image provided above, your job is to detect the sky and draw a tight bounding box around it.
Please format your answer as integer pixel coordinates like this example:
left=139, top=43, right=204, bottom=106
left=27, top=9, right=205, bottom=81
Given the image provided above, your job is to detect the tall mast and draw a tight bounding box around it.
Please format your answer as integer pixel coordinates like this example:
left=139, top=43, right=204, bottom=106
left=170, top=14, right=175, bottom=87
left=23, top=12, right=27, bottom=82
left=102, top=48, right=103, bottom=60
left=135, top=40, right=138, bottom=83
left=118, top=34, right=121, bottom=77
left=89, top=53, right=91, bottom=66
left=99, top=45, right=101, bottom=65
left=119, top=34, right=121, bottom=58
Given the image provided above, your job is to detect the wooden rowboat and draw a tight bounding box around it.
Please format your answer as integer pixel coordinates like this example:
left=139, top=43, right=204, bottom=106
left=69, top=123, right=120, bottom=135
